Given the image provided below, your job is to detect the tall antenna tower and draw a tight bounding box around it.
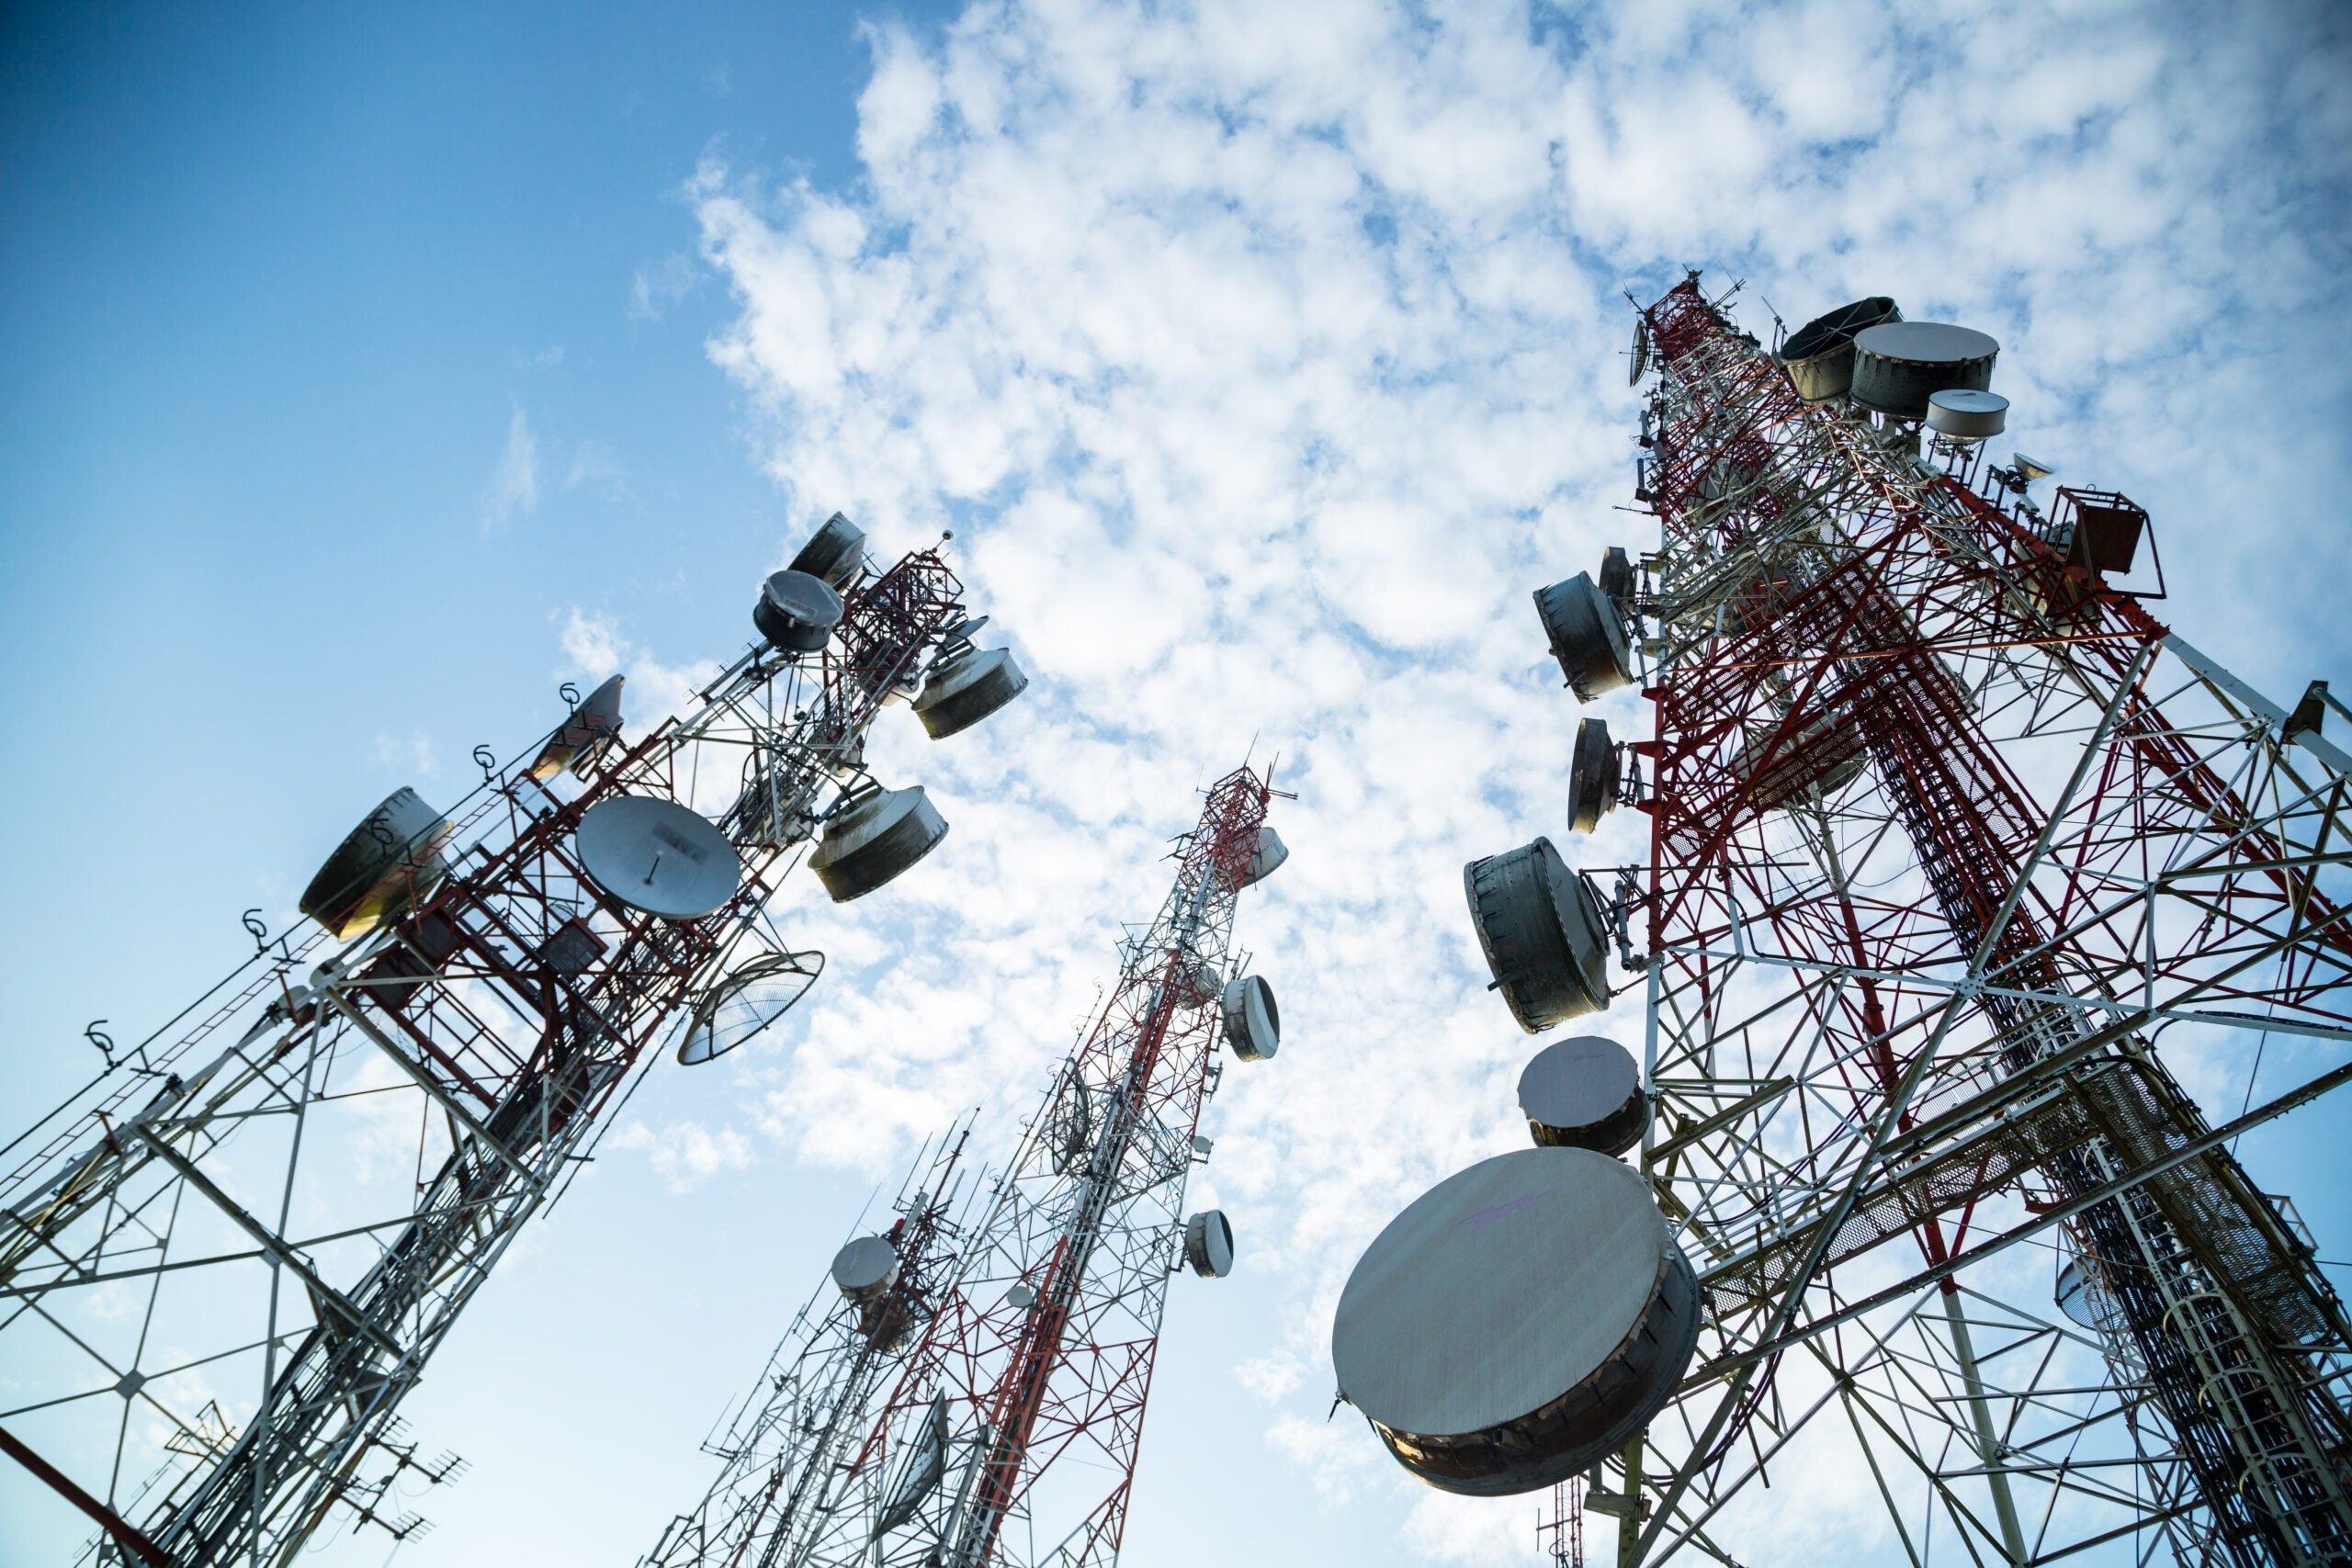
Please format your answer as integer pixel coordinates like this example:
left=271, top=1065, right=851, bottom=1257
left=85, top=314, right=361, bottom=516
left=641, top=1123, right=979, bottom=1568
left=0, top=513, right=1028, bottom=1567
left=1339, top=276, right=2352, bottom=1566
left=686, top=762, right=1288, bottom=1568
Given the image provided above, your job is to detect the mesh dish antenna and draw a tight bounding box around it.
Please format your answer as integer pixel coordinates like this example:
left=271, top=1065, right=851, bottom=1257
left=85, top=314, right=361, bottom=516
left=575, top=796, right=743, bottom=919
left=676, top=948, right=823, bottom=1066
left=1331, top=1146, right=1700, bottom=1496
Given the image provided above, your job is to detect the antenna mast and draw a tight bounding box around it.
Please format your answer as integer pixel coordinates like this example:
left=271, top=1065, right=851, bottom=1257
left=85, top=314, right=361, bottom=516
left=1346, top=278, right=2352, bottom=1566
left=0, top=514, right=1026, bottom=1566
left=740, top=763, right=1288, bottom=1568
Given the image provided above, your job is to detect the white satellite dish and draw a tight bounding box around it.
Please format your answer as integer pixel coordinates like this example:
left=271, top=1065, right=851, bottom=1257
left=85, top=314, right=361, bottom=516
left=2012, top=453, right=2059, bottom=486
left=575, top=795, right=741, bottom=919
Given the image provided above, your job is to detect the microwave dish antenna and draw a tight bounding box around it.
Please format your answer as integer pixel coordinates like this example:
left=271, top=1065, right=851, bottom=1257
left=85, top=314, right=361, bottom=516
left=1332, top=1146, right=1700, bottom=1497
left=576, top=795, right=743, bottom=919
left=530, top=673, right=626, bottom=780
left=754, top=570, right=847, bottom=653
left=790, top=512, right=868, bottom=589
left=677, top=947, right=824, bottom=1066
left=299, top=787, right=452, bottom=940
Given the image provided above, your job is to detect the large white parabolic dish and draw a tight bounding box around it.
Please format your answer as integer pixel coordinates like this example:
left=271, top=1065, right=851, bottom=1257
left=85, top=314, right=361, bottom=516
left=575, top=796, right=742, bottom=919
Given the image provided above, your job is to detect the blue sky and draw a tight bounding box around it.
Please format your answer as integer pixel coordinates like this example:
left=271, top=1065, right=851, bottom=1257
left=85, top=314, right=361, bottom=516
left=5, top=1, right=2351, bottom=1564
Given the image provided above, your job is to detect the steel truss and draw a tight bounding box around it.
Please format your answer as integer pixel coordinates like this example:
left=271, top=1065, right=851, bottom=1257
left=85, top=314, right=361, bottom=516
left=0, top=544, right=985, bottom=1567
left=750, top=764, right=1280, bottom=1568
left=1571, top=278, right=2352, bottom=1566
left=640, top=1126, right=978, bottom=1568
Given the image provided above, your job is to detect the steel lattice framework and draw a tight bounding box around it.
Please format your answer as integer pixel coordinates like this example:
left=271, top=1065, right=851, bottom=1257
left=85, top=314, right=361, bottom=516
left=641, top=1126, right=978, bottom=1568
left=1553, top=277, right=2352, bottom=1567
left=0, top=539, right=990, bottom=1567
left=720, top=763, right=1281, bottom=1568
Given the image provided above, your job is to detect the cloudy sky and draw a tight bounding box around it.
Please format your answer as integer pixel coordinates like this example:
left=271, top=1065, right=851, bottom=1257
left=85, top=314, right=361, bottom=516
left=4, top=1, right=2349, bottom=1563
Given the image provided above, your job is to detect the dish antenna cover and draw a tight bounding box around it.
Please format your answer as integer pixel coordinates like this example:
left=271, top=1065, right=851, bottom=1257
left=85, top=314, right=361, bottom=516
left=1849, top=321, right=1998, bottom=419
left=2056, top=1256, right=2121, bottom=1331
left=300, top=788, right=452, bottom=941
left=1184, top=1210, right=1236, bottom=1278
left=1567, top=717, right=1618, bottom=834
left=1330, top=1146, right=1700, bottom=1496
left=1222, top=974, right=1281, bottom=1062
left=753, top=570, right=846, bottom=653
left=529, top=673, right=625, bottom=781
left=832, top=1235, right=902, bottom=1303
left=1926, top=388, right=2008, bottom=441
left=1518, top=1035, right=1647, bottom=1156
left=789, top=512, right=868, bottom=589
left=1464, top=838, right=1613, bottom=1032
left=914, top=645, right=1030, bottom=739
left=575, top=796, right=743, bottom=919
left=809, top=784, right=949, bottom=902
left=1238, top=824, right=1288, bottom=889
left=1532, top=573, right=1634, bottom=703
left=677, top=948, right=824, bottom=1066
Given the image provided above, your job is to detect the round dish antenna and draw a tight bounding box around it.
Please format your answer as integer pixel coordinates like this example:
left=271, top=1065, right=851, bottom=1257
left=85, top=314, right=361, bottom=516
left=1238, top=825, right=1288, bottom=888
left=677, top=947, right=824, bottom=1066
left=2056, top=1255, right=2121, bottom=1331
left=752, top=570, right=846, bottom=653
left=1222, top=974, right=1280, bottom=1062
left=1532, top=573, right=1634, bottom=703
left=1628, top=317, right=1651, bottom=386
left=575, top=796, right=742, bottom=919
left=833, top=1235, right=902, bottom=1303
left=1927, top=388, right=2008, bottom=441
left=1518, top=1035, right=1647, bottom=1156
left=529, top=672, right=625, bottom=781
left=300, top=788, right=452, bottom=941
left=1464, top=838, right=1613, bottom=1032
left=789, top=512, right=868, bottom=589
left=1775, top=296, right=1901, bottom=401
left=808, top=784, right=949, bottom=902
left=1567, top=717, right=1618, bottom=834
left=914, top=645, right=1029, bottom=739
left=1849, top=321, right=1999, bottom=419
left=1330, top=1146, right=1700, bottom=1496
left=1184, top=1211, right=1235, bottom=1278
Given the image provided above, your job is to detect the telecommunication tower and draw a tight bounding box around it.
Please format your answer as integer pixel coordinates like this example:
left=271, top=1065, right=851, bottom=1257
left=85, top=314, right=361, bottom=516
left=0, top=513, right=1027, bottom=1566
left=656, top=762, right=1288, bottom=1568
left=640, top=1123, right=979, bottom=1568
left=1338, top=276, right=2352, bottom=1567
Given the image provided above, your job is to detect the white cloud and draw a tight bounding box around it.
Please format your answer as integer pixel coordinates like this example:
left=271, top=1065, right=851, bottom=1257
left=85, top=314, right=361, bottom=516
left=611, top=1118, right=756, bottom=1192
left=630, top=252, right=701, bottom=321
left=371, top=728, right=438, bottom=779
left=481, top=403, right=540, bottom=532
left=650, top=0, right=2352, bottom=1561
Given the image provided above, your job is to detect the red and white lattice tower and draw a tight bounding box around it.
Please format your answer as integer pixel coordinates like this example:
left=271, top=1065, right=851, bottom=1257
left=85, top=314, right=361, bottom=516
left=0, top=514, right=1024, bottom=1567
left=750, top=763, right=1287, bottom=1568
left=1457, top=276, right=2352, bottom=1567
